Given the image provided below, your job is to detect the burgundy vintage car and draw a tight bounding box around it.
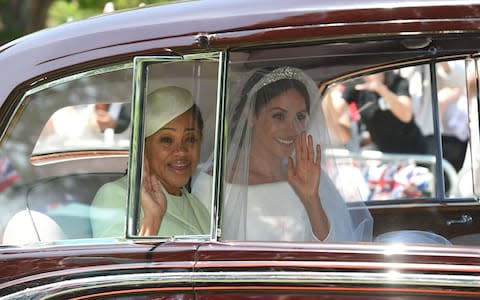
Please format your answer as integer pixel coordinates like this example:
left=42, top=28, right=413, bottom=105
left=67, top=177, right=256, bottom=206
left=2, top=0, right=480, bottom=298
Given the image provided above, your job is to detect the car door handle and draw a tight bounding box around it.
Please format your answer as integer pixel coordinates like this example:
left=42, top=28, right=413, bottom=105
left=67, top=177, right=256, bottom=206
left=446, top=214, right=473, bottom=226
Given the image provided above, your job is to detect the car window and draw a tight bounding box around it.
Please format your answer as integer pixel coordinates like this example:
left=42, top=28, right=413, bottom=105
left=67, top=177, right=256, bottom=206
left=0, top=64, right=133, bottom=245
left=221, top=48, right=376, bottom=242
left=326, top=68, right=437, bottom=201
left=33, top=102, right=131, bottom=156
left=124, top=55, right=220, bottom=239
left=325, top=60, right=478, bottom=202
left=219, top=41, right=480, bottom=244
left=455, top=58, right=480, bottom=198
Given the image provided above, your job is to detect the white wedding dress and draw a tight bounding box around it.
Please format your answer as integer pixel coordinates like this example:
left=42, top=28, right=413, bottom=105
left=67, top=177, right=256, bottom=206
left=192, top=171, right=371, bottom=242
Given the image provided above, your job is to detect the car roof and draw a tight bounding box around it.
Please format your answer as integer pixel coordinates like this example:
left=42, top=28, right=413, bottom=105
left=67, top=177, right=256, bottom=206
left=1, top=0, right=480, bottom=104
left=3, top=0, right=479, bottom=50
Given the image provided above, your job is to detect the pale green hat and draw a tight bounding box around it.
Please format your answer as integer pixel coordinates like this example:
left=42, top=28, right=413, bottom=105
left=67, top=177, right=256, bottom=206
left=145, top=86, right=193, bottom=137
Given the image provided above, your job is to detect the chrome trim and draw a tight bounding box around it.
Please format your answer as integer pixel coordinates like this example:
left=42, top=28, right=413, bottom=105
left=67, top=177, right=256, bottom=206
left=127, top=56, right=182, bottom=237
left=446, top=213, right=473, bottom=226
left=127, top=56, right=151, bottom=238
left=129, top=234, right=211, bottom=243
left=183, top=52, right=221, bottom=61
left=211, top=51, right=228, bottom=241
left=467, top=57, right=480, bottom=199
left=194, top=260, right=480, bottom=273
left=429, top=61, right=446, bottom=198
left=2, top=273, right=192, bottom=300
left=193, top=271, right=480, bottom=288
left=30, top=153, right=128, bottom=166
left=3, top=271, right=480, bottom=299
left=24, top=63, right=133, bottom=97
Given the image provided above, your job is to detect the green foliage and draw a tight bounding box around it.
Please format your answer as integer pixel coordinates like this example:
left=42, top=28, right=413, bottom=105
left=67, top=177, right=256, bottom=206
left=48, top=0, right=171, bottom=28
left=48, top=1, right=95, bottom=26
left=0, top=0, right=173, bottom=44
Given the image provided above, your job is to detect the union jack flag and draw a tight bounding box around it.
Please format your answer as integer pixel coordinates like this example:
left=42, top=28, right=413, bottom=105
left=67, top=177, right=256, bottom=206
left=0, top=156, right=19, bottom=192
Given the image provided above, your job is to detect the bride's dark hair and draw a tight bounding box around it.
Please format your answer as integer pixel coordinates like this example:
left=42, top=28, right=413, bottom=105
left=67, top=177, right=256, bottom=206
left=230, top=67, right=311, bottom=142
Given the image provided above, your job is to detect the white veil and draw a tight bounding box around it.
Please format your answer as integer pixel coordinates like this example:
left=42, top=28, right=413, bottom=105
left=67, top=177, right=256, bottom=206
left=196, top=66, right=373, bottom=242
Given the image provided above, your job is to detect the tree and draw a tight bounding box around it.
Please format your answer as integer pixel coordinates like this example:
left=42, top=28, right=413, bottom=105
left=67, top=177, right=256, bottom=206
left=0, top=0, right=54, bottom=45
left=0, top=0, right=168, bottom=46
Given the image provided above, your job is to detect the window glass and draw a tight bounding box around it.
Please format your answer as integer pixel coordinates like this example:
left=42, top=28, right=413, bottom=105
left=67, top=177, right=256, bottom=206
left=224, top=43, right=480, bottom=246
left=446, top=59, right=479, bottom=199
left=222, top=49, right=374, bottom=242
left=325, top=67, right=436, bottom=201
left=0, top=64, right=132, bottom=245
left=469, top=58, right=480, bottom=197
left=325, top=60, right=477, bottom=201
left=126, top=58, right=219, bottom=238
left=33, top=101, right=131, bottom=156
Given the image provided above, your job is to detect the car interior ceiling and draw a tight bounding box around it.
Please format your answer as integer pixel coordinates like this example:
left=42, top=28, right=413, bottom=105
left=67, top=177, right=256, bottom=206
left=236, top=35, right=480, bottom=84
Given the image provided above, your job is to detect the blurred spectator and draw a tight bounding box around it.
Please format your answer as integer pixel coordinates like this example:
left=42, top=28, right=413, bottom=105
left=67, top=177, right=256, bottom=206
left=341, top=71, right=427, bottom=154
left=322, top=84, right=365, bottom=152
left=435, top=61, right=469, bottom=171
left=103, top=2, right=115, bottom=14
left=405, top=61, right=469, bottom=172
left=94, top=103, right=131, bottom=134
left=322, top=84, right=351, bottom=147
left=0, top=155, right=19, bottom=192
left=400, top=65, right=434, bottom=139
left=457, top=63, right=480, bottom=196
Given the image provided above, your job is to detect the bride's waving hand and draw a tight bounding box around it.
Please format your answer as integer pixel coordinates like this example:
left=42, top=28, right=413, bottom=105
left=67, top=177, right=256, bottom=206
left=288, top=131, right=328, bottom=240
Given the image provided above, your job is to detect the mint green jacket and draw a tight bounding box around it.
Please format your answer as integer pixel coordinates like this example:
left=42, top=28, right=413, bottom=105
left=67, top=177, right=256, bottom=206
left=90, top=176, right=210, bottom=238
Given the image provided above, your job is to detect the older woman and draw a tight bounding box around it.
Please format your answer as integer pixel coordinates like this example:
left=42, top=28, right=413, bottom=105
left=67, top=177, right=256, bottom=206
left=91, top=86, right=209, bottom=238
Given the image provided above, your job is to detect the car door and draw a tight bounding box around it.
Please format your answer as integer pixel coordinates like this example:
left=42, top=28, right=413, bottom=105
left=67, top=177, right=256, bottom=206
left=216, top=37, right=480, bottom=244
left=0, top=243, right=199, bottom=299
left=0, top=57, right=215, bottom=298
left=195, top=241, right=480, bottom=299
left=193, top=36, right=480, bottom=298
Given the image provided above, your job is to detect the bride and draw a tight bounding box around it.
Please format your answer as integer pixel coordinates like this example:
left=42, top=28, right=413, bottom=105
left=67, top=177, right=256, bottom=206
left=193, top=66, right=373, bottom=242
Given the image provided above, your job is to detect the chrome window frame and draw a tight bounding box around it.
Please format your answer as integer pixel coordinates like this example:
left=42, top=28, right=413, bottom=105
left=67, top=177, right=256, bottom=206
left=4, top=270, right=480, bottom=299
left=127, top=52, right=226, bottom=241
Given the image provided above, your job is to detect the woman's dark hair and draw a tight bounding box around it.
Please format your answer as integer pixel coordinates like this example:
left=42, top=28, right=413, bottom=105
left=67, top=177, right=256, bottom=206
left=185, top=103, right=203, bottom=192
left=254, top=79, right=310, bottom=114
left=187, top=103, right=204, bottom=135
left=230, top=67, right=311, bottom=136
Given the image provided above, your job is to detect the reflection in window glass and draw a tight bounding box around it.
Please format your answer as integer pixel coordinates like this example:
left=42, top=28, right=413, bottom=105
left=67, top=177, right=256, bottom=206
left=0, top=65, right=132, bottom=245
left=123, top=59, right=218, bottom=238
left=470, top=59, right=480, bottom=198
left=325, top=61, right=477, bottom=201
left=222, top=44, right=480, bottom=247
left=140, top=60, right=218, bottom=236
left=34, top=102, right=131, bottom=155
left=433, top=60, right=468, bottom=198
left=324, top=67, right=436, bottom=201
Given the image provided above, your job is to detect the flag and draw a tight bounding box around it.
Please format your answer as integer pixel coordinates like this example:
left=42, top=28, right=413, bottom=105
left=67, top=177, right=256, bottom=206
left=0, top=156, right=20, bottom=192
